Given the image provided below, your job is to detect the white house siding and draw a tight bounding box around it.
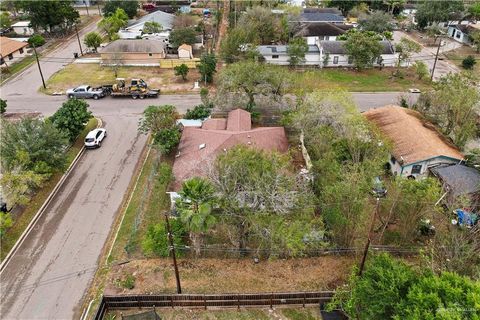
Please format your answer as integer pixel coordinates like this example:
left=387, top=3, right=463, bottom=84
left=1, top=47, right=28, bottom=65
left=322, top=53, right=398, bottom=67
left=263, top=55, right=290, bottom=65
left=447, top=26, right=470, bottom=44
left=12, top=25, right=34, bottom=36
left=389, top=155, right=462, bottom=179
left=306, top=36, right=337, bottom=44
left=304, top=52, right=321, bottom=66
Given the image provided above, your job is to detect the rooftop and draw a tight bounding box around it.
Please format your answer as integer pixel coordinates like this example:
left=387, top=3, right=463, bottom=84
left=320, top=40, right=395, bottom=54
left=100, top=39, right=166, bottom=53
left=126, top=10, right=175, bottom=30
left=0, top=36, right=28, bottom=57
left=431, top=165, right=480, bottom=197
left=364, top=105, right=463, bottom=166
left=11, top=21, right=31, bottom=27
left=295, top=12, right=345, bottom=23
left=295, top=22, right=352, bottom=37
left=172, top=109, right=289, bottom=190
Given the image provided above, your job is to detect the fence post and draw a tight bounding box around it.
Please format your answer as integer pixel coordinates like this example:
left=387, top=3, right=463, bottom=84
left=303, top=292, right=306, bottom=308
left=237, top=298, right=240, bottom=310
left=270, top=292, right=273, bottom=309
left=204, top=294, right=207, bottom=310
left=171, top=295, right=174, bottom=309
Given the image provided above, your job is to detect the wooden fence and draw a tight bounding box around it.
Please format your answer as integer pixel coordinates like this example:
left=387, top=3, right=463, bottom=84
left=159, top=59, right=200, bottom=69
left=94, top=291, right=335, bottom=320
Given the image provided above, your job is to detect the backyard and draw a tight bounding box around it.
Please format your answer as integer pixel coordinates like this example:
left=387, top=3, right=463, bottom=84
left=40, top=64, right=201, bottom=95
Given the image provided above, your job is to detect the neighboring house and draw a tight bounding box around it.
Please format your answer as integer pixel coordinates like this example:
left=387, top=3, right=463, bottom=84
left=364, top=105, right=463, bottom=179
left=292, top=12, right=345, bottom=24
left=99, top=39, right=166, bottom=66
left=258, top=40, right=397, bottom=67
left=171, top=109, right=289, bottom=190
left=0, top=37, right=29, bottom=66
left=447, top=24, right=480, bottom=45
left=178, top=43, right=193, bottom=59
left=431, top=165, right=480, bottom=204
left=11, top=21, right=34, bottom=36
left=402, top=3, right=417, bottom=16
left=295, top=22, right=353, bottom=43
left=118, top=10, right=175, bottom=39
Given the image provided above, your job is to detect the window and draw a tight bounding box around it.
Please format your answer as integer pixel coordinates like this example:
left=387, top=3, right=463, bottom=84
left=333, top=56, right=338, bottom=64
left=0, top=57, right=4, bottom=65
left=8, top=54, right=13, bottom=60
left=148, top=53, right=153, bottom=56
left=272, top=55, right=279, bottom=59
left=347, top=56, right=353, bottom=64
left=411, top=164, right=422, bottom=174
left=390, top=156, right=396, bottom=164
left=456, top=31, right=461, bottom=39
left=19, top=48, right=24, bottom=54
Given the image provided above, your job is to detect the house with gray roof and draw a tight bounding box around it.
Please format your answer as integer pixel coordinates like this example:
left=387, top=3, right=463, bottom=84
left=431, top=165, right=480, bottom=204
left=100, top=39, right=166, bottom=66
left=258, top=40, right=398, bottom=67
left=294, top=12, right=345, bottom=24
left=118, top=11, right=175, bottom=39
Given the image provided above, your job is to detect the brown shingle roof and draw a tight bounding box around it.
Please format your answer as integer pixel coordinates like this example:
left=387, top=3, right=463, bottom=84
left=364, top=105, right=463, bottom=165
left=202, top=118, right=227, bottom=130
left=226, top=108, right=252, bottom=131
left=172, top=109, right=288, bottom=190
left=100, top=39, right=166, bottom=53
left=0, top=37, right=28, bottom=57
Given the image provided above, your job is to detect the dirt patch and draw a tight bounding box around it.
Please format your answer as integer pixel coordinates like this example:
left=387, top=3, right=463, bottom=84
left=105, top=256, right=356, bottom=295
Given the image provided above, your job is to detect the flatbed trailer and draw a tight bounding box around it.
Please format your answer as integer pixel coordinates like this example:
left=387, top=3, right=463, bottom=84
left=109, top=89, right=159, bottom=99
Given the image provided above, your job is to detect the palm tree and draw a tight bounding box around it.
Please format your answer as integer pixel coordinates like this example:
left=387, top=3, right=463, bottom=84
left=177, top=177, right=216, bottom=256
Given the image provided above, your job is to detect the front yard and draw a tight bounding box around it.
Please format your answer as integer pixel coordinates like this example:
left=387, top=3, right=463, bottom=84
left=40, top=64, right=201, bottom=95
left=444, top=46, right=480, bottom=75
left=290, top=67, right=432, bottom=93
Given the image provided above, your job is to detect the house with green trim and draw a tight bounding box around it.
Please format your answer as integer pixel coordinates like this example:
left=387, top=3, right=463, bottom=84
left=364, top=105, right=464, bottom=179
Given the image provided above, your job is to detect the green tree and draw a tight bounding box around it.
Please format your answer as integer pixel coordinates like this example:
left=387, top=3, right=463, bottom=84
left=0, top=99, right=6, bottom=114
left=0, top=170, right=46, bottom=207
left=425, top=24, right=442, bottom=45
left=0, top=212, right=13, bottom=237
left=0, top=12, right=11, bottom=29
left=216, top=61, right=289, bottom=110
left=469, top=2, right=480, bottom=20
left=143, top=21, right=162, bottom=34
left=395, top=37, right=422, bottom=68
left=383, top=0, right=405, bottom=14
left=358, top=10, right=394, bottom=34
left=169, top=27, right=197, bottom=48
left=414, top=73, right=480, bottom=148
left=138, top=105, right=178, bottom=135
left=103, top=0, right=138, bottom=19
left=28, top=34, right=46, bottom=47
left=462, top=55, right=477, bottom=70
left=153, top=128, right=180, bottom=154
left=470, top=30, right=480, bottom=53
left=98, top=8, right=128, bottom=40
left=327, top=0, right=357, bottom=16
left=176, top=177, right=216, bottom=256
left=83, top=31, right=102, bottom=52
left=394, top=272, right=480, bottom=319
left=19, top=0, right=80, bottom=33
left=50, top=99, right=93, bottom=142
left=142, top=220, right=186, bottom=257
left=0, top=118, right=68, bottom=175
left=220, top=27, right=251, bottom=63
left=415, top=0, right=464, bottom=30
left=184, top=104, right=212, bottom=120
left=174, top=63, right=189, bottom=81
left=198, top=53, right=217, bottom=84
left=413, top=61, right=429, bottom=80
left=237, top=6, right=288, bottom=44
left=287, top=37, right=308, bottom=66
left=344, top=31, right=383, bottom=70
left=328, top=253, right=416, bottom=319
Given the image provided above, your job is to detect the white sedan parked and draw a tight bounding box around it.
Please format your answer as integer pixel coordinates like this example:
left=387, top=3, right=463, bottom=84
left=84, top=128, right=107, bottom=149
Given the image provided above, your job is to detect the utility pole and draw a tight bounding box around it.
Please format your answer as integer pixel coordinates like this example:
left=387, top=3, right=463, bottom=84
left=75, top=24, right=83, bottom=56
left=430, top=36, right=442, bottom=81
left=164, top=211, right=182, bottom=294
left=97, top=0, right=102, bottom=16
left=358, top=197, right=380, bottom=277
left=84, top=0, right=90, bottom=16
left=32, top=43, right=46, bottom=89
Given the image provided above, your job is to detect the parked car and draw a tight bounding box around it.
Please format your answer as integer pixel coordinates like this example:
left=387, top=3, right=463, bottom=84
left=372, top=176, right=387, bottom=197
left=84, top=128, right=107, bottom=149
left=66, top=85, right=106, bottom=100
left=408, top=88, right=421, bottom=93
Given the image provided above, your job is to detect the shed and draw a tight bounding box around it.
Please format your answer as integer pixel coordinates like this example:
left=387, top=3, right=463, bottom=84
left=11, top=21, right=34, bottom=36
left=431, top=165, right=480, bottom=199
left=178, top=44, right=193, bottom=59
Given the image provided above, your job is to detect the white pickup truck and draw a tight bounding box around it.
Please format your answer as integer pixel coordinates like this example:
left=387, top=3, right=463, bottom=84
left=66, top=85, right=107, bottom=100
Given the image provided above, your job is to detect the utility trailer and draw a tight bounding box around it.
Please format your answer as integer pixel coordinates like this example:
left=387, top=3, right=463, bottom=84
left=103, top=78, right=160, bottom=99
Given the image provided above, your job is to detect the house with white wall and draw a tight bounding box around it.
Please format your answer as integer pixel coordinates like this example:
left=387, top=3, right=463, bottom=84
left=447, top=24, right=480, bottom=45
left=258, top=40, right=397, bottom=67
left=11, top=21, right=34, bottom=36
left=0, top=37, right=29, bottom=66
left=364, top=105, right=463, bottom=179
left=118, top=11, right=175, bottom=39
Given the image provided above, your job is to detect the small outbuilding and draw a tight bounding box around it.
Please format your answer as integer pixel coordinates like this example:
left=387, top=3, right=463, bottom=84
left=431, top=164, right=480, bottom=204
left=178, top=44, right=193, bottom=59
left=11, top=21, right=34, bottom=36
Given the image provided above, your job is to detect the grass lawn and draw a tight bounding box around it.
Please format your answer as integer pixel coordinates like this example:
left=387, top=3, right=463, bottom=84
left=41, top=64, right=200, bottom=95
left=0, top=118, right=98, bottom=261
left=0, top=55, right=37, bottom=83
left=444, top=46, right=480, bottom=76
left=290, top=67, right=431, bottom=93
left=105, top=307, right=323, bottom=320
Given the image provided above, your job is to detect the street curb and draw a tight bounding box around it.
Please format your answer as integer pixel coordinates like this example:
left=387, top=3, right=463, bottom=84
left=0, top=117, right=102, bottom=273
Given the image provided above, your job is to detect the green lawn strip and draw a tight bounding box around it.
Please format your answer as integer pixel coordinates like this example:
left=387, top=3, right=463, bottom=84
left=0, top=118, right=98, bottom=261
left=109, top=148, right=173, bottom=263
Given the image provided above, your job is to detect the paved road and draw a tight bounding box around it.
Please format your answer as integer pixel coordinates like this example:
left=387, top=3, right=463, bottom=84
left=393, top=31, right=459, bottom=80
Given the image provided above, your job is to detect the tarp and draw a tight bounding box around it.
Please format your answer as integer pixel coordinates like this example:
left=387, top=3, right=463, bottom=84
left=455, top=209, right=479, bottom=227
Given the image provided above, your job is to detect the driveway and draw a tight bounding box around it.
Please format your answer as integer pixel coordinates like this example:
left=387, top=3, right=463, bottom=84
left=393, top=31, right=459, bottom=80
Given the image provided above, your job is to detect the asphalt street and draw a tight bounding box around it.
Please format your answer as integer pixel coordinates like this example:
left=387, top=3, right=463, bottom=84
left=0, top=18, right=418, bottom=320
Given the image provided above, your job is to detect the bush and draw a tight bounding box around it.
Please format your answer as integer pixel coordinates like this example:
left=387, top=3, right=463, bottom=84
left=184, top=104, right=212, bottom=120
left=0, top=99, right=6, bottom=114
left=49, top=99, right=93, bottom=142
left=0, top=212, right=13, bottom=237
left=413, top=61, right=429, bottom=80
left=142, top=220, right=186, bottom=257
left=118, top=274, right=136, bottom=290
left=153, top=128, right=181, bottom=154
left=174, top=63, right=189, bottom=81
left=28, top=34, right=45, bottom=47
left=462, top=55, right=477, bottom=70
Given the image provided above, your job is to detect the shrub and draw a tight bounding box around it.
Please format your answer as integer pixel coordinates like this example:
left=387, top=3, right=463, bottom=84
left=28, top=34, right=45, bottom=47
left=0, top=99, right=6, bottom=114
left=174, top=63, right=189, bottom=81
left=118, top=274, right=136, bottom=290
left=413, top=61, right=429, bottom=80
left=462, top=55, right=476, bottom=70
left=0, top=212, right=13, bottom=237
left=153, top=128, right=181, bottom=154
left=142, top=220, right=186, bottom=257
left=184, top=104, right=212, bottom=120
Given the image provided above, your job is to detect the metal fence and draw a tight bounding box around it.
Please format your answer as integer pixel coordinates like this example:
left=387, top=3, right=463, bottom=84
left=94, top=291, right=335, bottom=320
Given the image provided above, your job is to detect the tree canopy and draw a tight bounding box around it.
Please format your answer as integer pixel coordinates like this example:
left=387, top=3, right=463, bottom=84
left=143, top=21, right=162, bottom=34
left=415, top=0, right=464, bottom=29
left=358, top=10, right=394, bottom=34
left=19, top=0, right=79, bottom=33
left=344, top=30, right=383, bottom=70
left=138, top=105, right=180, bottom=154
left=98, top=8, right=128, bottom=40
left=198, top=53, right=217, bottom=84
left=84, top=32, right=102, bottom=51
left=287, top=37, right=308, bottom=66
left=169, top=27, right=197, bottom=48
left=50, top=98, right=93, bottom=142
left=103, top=0, right=138, bottom=19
